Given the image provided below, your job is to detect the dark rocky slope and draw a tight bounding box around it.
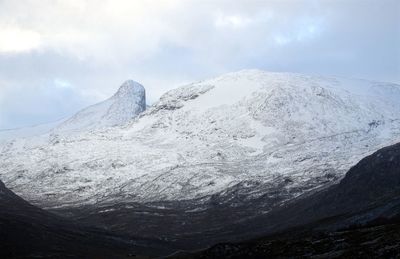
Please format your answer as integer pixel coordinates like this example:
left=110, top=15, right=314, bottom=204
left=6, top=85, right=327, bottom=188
left=0, top=180, right=173, bottom=258
left=175, top=220, right=400, bottom=258
left=173, top=142, right=400, bottom=258
left=254, top=141, right=400, bottom=234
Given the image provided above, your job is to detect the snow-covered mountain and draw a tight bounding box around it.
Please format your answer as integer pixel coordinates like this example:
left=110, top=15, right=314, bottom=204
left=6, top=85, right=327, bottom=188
left=1, top=70, right=400, bottom=211
left=0, top=80, right=146, bottom=142
left=54, top=80, right=146, bottom=133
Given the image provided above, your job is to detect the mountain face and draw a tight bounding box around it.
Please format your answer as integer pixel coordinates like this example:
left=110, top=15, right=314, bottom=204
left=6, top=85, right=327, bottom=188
left=178, top=142, right=400, bottom=258
left=54, top=80, right=146, bottom=133
left=0, top=180, right=173, bottom=258
left=0, top=70, right=400, bottom=250
left=1, top=70, right=399, bottom=206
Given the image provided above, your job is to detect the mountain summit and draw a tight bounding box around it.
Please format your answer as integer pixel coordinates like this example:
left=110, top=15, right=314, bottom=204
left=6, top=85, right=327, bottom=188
left=113, top=80, right=146, bottom=99
left=54, top=80, right=146, bottom=133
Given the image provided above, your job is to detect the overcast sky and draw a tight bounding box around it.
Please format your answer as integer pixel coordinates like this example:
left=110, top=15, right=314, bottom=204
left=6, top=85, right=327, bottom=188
left=0, top=0, right=399, bottom=129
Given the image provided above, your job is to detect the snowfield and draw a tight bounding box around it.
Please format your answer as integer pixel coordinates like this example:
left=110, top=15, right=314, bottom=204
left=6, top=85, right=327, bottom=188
left=1, top=70, right=400, bottom=209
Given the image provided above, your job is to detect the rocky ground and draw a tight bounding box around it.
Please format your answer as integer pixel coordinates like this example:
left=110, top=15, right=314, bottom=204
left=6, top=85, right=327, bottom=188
left=175, top=219, right=400, bottom=259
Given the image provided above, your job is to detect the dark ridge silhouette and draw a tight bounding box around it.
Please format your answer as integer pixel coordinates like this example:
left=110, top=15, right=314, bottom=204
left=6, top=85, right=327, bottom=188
left=0, top=180, right=173, bottom=258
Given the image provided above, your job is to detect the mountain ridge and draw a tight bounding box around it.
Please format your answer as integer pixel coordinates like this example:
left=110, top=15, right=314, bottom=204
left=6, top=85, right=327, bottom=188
left=0, top=80, right=147, bottom=141
left=54, top=79, right=146, bottom=133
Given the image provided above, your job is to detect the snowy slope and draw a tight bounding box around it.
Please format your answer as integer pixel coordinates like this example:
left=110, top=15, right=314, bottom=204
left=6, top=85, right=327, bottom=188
left=0, top=119, right=64, bottom=143
left=54, top=80, right=146, bottom=133
left=0, top=80, right=146, bottom=143
left=1, top=70, right=400, bottom=209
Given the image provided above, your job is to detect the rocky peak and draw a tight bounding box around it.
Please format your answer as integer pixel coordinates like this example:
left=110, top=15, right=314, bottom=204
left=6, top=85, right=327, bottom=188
left=113, top=80, right=146, bottom=100
left=53, top=79, right=146, bottom=133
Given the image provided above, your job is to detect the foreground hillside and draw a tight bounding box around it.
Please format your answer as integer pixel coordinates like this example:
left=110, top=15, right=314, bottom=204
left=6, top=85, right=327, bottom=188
left=0, top=182, right=173, bottom=258
left=175, top=142, right=400, bottom=258
left=177, top=222, right=400, bottom=259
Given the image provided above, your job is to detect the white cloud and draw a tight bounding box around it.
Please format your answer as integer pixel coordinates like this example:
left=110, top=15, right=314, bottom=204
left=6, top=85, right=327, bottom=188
left=0, top=26, right=41, bottom=53
left=54, top=79, right=72, bottom=89
left=0, top=0, right=180, bottom=60
left=215, top=14, right=253, bottom=29
left=273, top=20, right=322, bottom=45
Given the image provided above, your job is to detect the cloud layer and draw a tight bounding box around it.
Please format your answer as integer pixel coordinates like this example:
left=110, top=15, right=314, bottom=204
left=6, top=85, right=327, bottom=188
left=0, top=0, right=399, bottom=128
